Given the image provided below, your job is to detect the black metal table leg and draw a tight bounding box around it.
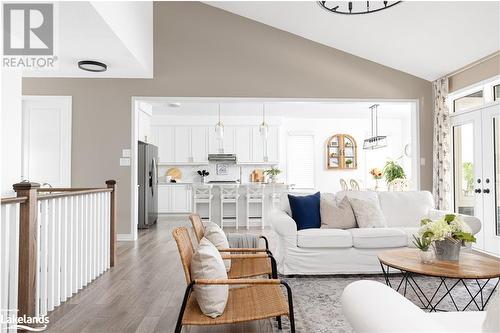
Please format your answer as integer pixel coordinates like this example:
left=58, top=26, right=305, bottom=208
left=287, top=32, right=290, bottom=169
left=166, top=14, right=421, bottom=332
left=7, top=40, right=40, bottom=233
left=382, top=266, right=499, bottom=312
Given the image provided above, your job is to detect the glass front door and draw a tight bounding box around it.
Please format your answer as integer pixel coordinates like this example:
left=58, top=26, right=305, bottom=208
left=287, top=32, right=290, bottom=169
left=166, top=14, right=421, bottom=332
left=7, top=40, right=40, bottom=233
left=452, top=103, right=500, bottom=255
left=481, top=105, right=500, bottom=255
left=453, top=122, right=475, bottom=216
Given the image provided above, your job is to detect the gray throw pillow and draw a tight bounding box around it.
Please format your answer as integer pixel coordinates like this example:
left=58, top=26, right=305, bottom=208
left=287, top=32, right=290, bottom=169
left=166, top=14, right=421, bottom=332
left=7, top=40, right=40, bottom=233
left=349, top=197, right=387, bottom=228
left=320, top=196, right=357, bottom=229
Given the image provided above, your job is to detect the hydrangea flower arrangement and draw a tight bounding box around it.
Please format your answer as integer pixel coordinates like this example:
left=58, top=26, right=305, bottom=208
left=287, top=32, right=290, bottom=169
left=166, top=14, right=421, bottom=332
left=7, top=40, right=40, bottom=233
left=418, top=214, right=476, bottom=245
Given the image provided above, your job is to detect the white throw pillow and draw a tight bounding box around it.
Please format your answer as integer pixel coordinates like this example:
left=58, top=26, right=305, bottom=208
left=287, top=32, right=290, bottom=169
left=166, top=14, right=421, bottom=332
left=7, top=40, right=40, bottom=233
left=349, top=197, right=387, bottom=228
left=204, top=222, right=231, bottom=271
left=190, top=237, right=229, bottom=318
left=483, top=292, right=500, bottom=332
left=320, top=196, right=357, bottom=229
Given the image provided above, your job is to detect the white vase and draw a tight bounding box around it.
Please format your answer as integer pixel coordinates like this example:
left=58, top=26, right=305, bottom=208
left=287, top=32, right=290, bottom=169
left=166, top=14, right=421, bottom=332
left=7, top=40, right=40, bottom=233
left=419, top=250, right=434, bottom=264
left=374, top=178, right=380, bottom=191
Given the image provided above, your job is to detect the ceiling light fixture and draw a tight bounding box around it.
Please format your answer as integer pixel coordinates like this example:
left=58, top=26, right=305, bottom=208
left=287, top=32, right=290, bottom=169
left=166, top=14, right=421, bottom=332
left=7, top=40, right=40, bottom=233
left=318, top=1, right=401, bottom=15
left=78, top=60, right=107, bottom=72
left=363, top=104, right=388, bottom=150
left=260, top=104, right=269, bottom=139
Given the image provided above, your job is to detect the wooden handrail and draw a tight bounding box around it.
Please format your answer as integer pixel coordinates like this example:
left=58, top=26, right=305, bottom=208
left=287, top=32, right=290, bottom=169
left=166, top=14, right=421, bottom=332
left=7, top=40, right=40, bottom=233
left=1, top=196, right=28, bottom=205
left=37, top=187, right=103, bottom=192
left=37, top=188, right=113, bottom=201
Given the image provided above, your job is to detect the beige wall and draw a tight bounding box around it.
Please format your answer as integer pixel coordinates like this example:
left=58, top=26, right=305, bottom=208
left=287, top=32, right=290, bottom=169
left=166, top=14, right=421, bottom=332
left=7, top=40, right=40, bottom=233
left=22, top=2, right=433, bottom=236
left=449, top=54, right=500, bottom=93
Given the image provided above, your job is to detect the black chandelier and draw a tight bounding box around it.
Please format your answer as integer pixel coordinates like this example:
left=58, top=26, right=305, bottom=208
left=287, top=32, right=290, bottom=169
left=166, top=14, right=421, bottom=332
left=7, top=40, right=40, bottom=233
left=318, top=1, right=402, bottom=15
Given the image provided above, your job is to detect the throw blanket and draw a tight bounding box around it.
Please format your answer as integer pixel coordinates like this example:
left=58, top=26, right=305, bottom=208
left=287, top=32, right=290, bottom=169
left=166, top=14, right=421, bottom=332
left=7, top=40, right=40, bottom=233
left=227, top=233, right=259, bottom=249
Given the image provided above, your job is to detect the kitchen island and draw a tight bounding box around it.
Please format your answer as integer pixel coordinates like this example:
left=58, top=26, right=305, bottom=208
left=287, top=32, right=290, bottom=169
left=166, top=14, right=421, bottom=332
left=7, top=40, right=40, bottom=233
left=158, top=182, right=290, bottom=228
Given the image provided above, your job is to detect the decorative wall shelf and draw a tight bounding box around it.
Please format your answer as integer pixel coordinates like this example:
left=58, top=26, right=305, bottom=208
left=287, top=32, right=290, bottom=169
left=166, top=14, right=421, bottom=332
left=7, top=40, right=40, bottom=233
left=326, top=134, right=357, bottom=170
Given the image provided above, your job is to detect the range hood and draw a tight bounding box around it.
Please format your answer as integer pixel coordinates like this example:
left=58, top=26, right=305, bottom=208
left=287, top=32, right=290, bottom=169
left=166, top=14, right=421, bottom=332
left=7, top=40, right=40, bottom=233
left=208, top=153, right=237, bottom=163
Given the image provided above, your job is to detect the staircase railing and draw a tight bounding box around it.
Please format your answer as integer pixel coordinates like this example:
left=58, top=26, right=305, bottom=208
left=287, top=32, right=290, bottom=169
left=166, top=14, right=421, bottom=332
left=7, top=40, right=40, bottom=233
left=0, top=180, right=116, bottom=331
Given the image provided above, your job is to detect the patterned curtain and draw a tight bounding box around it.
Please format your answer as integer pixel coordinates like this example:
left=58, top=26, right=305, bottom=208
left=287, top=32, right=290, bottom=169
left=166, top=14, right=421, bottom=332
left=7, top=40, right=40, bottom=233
left=432, top=77, right=451, bottom=210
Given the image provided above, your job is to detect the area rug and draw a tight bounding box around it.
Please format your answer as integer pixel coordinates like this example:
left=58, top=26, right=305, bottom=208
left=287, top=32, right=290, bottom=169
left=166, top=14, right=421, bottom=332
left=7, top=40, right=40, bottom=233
left=275, top=274, right=498, bottom=333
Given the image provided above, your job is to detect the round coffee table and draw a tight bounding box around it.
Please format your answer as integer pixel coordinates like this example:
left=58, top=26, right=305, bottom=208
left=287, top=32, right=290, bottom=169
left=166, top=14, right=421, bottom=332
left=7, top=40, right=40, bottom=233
left=378, top=248, right=500, bottom=312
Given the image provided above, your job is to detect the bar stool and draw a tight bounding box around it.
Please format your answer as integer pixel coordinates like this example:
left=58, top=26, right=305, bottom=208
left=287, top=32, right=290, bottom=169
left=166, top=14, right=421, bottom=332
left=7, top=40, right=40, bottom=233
left=270, top=184, right=291, bottom=211
left=219, top=184, right=240, bottom=229
left=245, top=184, right=266, bottom=230
left=192, top=184, right=213, bottom=222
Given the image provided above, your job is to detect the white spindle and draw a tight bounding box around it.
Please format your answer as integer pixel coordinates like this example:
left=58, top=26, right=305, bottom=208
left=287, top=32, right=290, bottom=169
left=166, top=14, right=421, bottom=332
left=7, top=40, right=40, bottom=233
left=54, top=198, right=61, bottom=307
left=60, top=197, right=67, bottom=302
left=40, top=200, right=48, bottom=316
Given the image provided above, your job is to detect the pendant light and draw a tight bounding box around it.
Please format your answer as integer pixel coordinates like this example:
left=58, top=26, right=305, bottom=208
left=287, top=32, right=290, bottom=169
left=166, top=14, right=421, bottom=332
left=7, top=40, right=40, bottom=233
left=363, top=104, right=388, bottom=150
left=215, top=103, right=224, bottom=140
left=259, top=104, right=269, bottom=139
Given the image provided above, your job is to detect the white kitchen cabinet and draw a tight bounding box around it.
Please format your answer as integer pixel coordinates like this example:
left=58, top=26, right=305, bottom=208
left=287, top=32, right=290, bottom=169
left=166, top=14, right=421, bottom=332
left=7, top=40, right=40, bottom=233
left=158, top=185, right=192, bottom=213
left=208, top=128, right=220, bottom=154
left=251, top=127, right=265, bottom=162
left=223, top=126, right=236, bottom=153
left=171, top=185, right=192, bottom=212
left=250, top=126, right=279, bottom=163
left=174, top=127, right=191, bottom=163
left=267, top=126, right=280, bottom=162
left=154, top=124, right=280, bottom=164
left=157, top=185, right=170, bottom=213
left=191, top=127, right=209, bottom=163
left=156, top=126, right=175, bottom=163
left=208, top=126, right=235, bottom=154
left=235, top=127, right=252, bottom=163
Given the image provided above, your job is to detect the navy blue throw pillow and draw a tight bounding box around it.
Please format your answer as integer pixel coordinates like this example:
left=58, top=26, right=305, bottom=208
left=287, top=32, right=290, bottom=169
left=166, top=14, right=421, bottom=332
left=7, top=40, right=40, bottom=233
left=287, top=192, right=321, bottom=230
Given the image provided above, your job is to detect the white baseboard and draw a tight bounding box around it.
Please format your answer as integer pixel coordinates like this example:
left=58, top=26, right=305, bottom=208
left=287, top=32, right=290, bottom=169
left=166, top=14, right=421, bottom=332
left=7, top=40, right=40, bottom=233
left=117, top=233, right=135, bottom=241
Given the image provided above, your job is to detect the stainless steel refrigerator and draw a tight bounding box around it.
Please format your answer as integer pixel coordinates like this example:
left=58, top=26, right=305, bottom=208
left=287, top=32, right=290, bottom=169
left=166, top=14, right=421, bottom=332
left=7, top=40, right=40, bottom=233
left=138, top=141, right=158, bottom=229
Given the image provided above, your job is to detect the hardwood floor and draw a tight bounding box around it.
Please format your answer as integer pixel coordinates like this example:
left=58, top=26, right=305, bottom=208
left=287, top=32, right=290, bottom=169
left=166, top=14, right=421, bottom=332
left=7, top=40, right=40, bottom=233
left=45, top=217, right=278, bottom=332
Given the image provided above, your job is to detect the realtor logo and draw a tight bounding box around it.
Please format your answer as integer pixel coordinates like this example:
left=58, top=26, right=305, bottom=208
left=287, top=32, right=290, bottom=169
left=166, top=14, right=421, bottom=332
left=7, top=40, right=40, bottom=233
left=3, top=3, right=53, bottom=55
left=2, top=3, right=57, bottom=69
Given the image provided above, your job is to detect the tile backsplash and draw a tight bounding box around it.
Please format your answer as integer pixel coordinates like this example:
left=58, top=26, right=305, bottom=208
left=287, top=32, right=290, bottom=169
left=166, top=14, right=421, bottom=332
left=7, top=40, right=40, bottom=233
left=158, top=164, right=273, bottom=183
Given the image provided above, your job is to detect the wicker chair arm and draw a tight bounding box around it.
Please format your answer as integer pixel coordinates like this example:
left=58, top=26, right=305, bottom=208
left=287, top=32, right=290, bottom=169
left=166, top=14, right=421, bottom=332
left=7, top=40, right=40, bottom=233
left=194, top=278, right=281, bottom=285
left=218, top=248, right=268, bottom=252
left=220, top=253, right=269, bottom=260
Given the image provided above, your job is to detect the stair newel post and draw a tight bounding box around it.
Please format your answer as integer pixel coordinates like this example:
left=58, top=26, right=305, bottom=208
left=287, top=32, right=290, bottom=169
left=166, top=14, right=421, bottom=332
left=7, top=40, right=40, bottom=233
left=106, top=180, right=116, bottom=267
left=13, top=182, right=40, bottom=319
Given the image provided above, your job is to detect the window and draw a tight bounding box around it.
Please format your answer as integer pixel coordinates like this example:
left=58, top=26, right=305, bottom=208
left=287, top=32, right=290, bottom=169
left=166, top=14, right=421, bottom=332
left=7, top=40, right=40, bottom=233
left=494, top=84, right=500, bottom=101
left=453, top=90, right=484, bottom=113
left=287, top=134, right=315, bottom=189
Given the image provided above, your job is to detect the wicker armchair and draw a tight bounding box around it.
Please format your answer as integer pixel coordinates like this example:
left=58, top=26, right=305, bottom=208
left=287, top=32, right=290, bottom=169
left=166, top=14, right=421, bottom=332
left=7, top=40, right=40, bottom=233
left=173, top=227, right=295, bottom=333
left=189, top=213, right=275, bottom=279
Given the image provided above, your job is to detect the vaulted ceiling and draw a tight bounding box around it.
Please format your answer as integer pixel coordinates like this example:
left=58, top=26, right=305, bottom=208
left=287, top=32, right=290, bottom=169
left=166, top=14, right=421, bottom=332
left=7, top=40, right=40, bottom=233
left=207, top=1, right=500, bottom=81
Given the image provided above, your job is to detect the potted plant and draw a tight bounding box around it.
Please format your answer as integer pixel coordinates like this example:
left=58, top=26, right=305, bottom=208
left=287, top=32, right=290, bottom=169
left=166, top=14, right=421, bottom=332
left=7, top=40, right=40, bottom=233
left=383, top=160, right=406, bottom=185
left=264, top=166, right=281, bottom=183
left=345, top=159, right=353, bottom=168
left=369, top=167, right=383, bottom=190
left=418, top=214, right=476, bottom=261
left=412, top=235, right=434, bottom=263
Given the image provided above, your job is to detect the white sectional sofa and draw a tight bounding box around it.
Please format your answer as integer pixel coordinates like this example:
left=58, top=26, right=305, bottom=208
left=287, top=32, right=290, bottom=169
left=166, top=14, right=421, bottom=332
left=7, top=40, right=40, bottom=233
left=270, top=191, right=481, bottom=275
